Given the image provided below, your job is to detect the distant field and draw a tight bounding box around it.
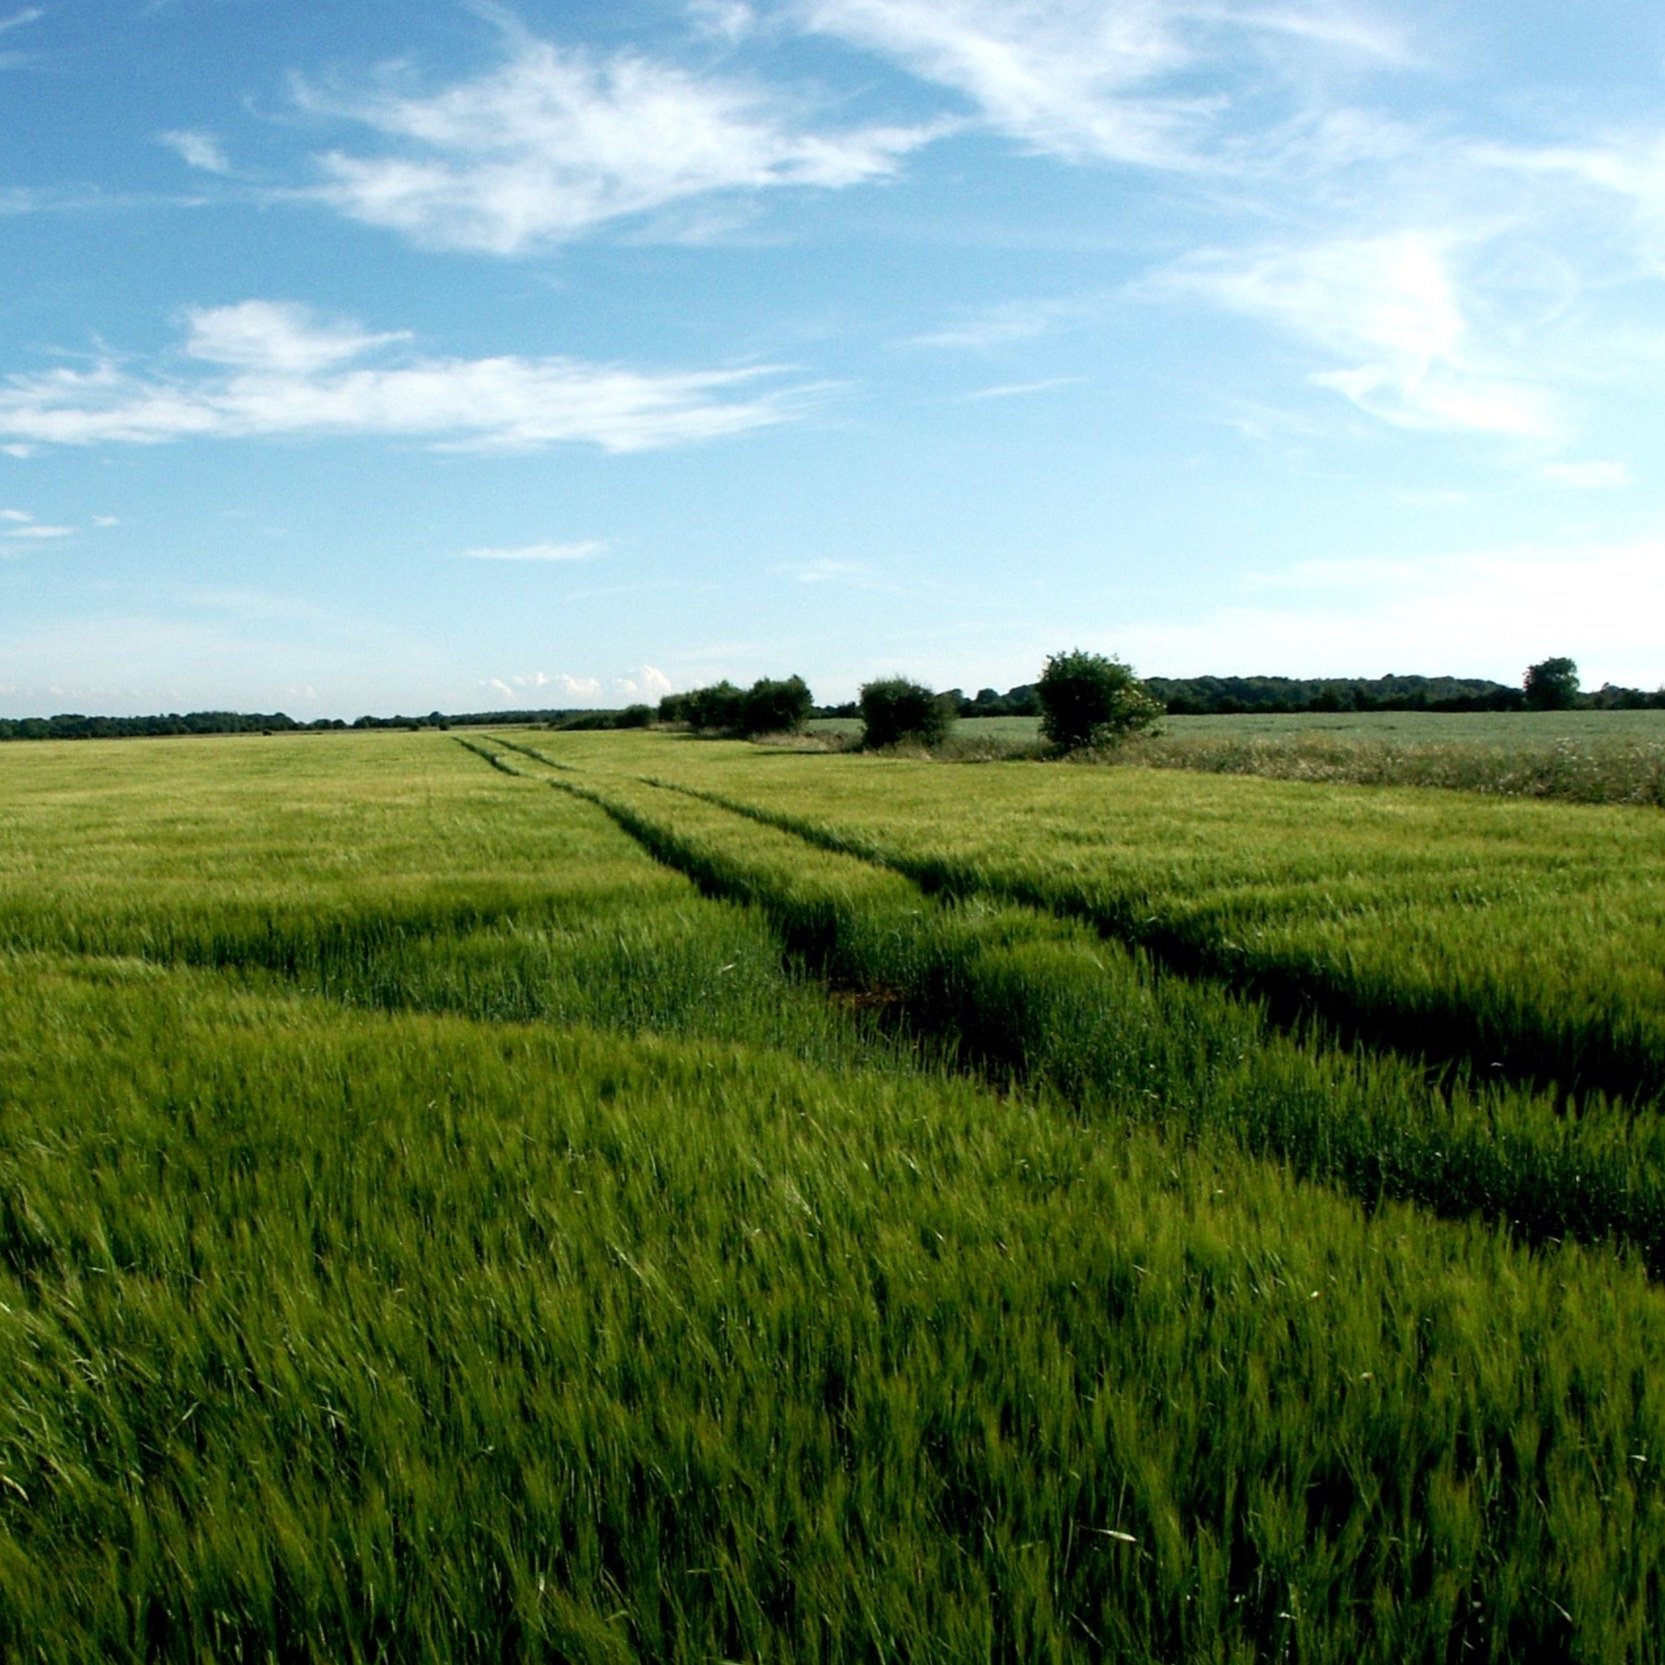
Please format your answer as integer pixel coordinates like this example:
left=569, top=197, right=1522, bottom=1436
left=814, top=709, right=1665, bottom=742
left=4, top=729, right=1665, bottom=1659
left=815, top=710, right=1665, bottom=802
left=1160, top=708, right=1665, bottom=741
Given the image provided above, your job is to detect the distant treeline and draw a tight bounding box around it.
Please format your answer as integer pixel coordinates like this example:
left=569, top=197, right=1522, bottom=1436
left=1143, top=675, right=1665, bottom=715
left=810, top=675, right=1665, bottom=720
left=0, top=707, right=643, bottom=742
left=0, top=711, right=340, bottom=742
left=8, top=671, right=1665, bottom=743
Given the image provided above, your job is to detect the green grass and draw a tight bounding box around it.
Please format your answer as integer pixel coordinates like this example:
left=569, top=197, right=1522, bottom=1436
left=7, top=957, right=1665, bottom=1662
left=820, top=710, right=1665, bottom=802
left=1161, top=711, right=1665, bottom=742
left=566, top=730, right=1665, bottom=1102
left=1127, top=713, right=1665, bottom=805
left=478, top=739, right=1665, bottom=1271
left=5, top=730, right=1665, bottom=1659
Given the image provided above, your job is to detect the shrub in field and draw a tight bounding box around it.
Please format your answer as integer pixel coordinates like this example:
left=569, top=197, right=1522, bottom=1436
left=859, top=677, right=954, bottom=749
left=1037, top=649, right=1164, bottom=751
left=683, top=680, right=748, bottom=734
left=658, top=677, right=814, bottom=737
left=742, top=675, right=813, bottom=736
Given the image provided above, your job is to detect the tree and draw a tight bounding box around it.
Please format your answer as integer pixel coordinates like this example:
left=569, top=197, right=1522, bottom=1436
left=1036, top=649, right=1164, bottom=751
left=1523, top=657, right=1580, bottom=711
left=657, top=676, right=813, bottom=736
left=741, top=675, right=813, bottom=737
left=683, top=681, right=748, bottom=733
left=859, top=677, right=954, bottom=749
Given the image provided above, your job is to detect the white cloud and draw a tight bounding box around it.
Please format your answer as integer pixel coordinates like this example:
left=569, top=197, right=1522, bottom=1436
left=0, top=302, right=803, bottom=453
left=799, top=0, right=1199, bottom=166
left=616, top=664, right=674, bottom=698
left=0, top=7, right=41, bottom=36
left=960, top=374, right=1086, bottom=400
left=1164, top=231, right=1559, bottom=439
left=799, top=0, right=1408, bottom=167
left=2, top=508, right=74, bottom=541
left=1198, top=4, right=1411, bottom=64
left=482, top=670, right=608, bottom=701
left=159, top=130, right=233, bottom=174
left=910, top=295, right=1089, bottom=350
left=297, top=31, right=942, bottom=252
left=458, top=539, right=606, bottom=562
left=184, top=301, right=409, bottom=373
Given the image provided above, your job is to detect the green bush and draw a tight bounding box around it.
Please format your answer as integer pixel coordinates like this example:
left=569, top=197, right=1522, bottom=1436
left=859, top=677, right=955, bottom=749
left=1037, top=649, right=1164, bottom=751
left=657, top=677, right=814, bottom=737
left=742, top=676, right=813, bottom=737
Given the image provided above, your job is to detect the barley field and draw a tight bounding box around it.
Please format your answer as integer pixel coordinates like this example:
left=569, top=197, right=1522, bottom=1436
left=2, top=730, right=1663, bottom=1661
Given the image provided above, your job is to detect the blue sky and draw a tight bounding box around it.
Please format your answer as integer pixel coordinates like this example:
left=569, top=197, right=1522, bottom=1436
left=3, top=0, right=1664, bottom=716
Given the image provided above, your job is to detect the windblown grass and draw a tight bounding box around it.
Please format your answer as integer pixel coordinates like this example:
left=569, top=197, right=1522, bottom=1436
left=4, top=957, right=1665, bottom=1662
left=479, top=746, right=1665, bottom=1273
left=5, top=730, right=1665, bottom=1659
left=556, top=730, right=1665, bottom=1102
left=1125, top=725, right=1665, bottom=806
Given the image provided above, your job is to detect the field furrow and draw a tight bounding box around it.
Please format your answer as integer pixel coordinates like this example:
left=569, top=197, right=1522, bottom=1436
left=5, top=730, right=1664, bottom=1660
left=532, top=730, right=1665, bottom=1106
left=464, top=739, right=1665, bottom=1276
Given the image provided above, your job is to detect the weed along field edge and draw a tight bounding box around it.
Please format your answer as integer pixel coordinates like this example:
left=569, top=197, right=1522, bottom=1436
left=2, top=728, right=1663, bottom=1661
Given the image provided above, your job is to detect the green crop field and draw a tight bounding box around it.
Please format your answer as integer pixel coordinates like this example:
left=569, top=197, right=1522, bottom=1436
left=817, top=710, right=1665, bottom=803
left=4, top=730, right=1665, bottom=1661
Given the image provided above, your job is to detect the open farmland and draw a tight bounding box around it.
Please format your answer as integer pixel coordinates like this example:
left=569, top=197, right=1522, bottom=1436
left=3, top=731, right=1665, bottom=1661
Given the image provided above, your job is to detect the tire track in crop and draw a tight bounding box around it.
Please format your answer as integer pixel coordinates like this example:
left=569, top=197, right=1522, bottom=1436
left=461, top=736, right=1665, bottom=1277
left=629, top=775, right=1657, bottom=1114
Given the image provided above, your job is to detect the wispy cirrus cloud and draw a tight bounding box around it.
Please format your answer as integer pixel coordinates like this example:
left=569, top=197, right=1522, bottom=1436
left=798, top=0, right=1409, bottom=167
left=909, top=295, right=1093, bottom=350
left=0, top=4, right=41, bottom=69
left=959, top=374, right=1086, bottom=401
left=158, top=130, right=234, bottom=175
left=2, top=507, right=94, bottom=543
left=458, top=539, right=606, bottom=562
left=293, top=25, right=944, bottom=252
left=182, top=300, right=409, bottom=373
left=0, top=301, right=805, bottom=453
left=1159, top=230, right=1559, bottom=439
left=799, top=0, right=1202, bottom=167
